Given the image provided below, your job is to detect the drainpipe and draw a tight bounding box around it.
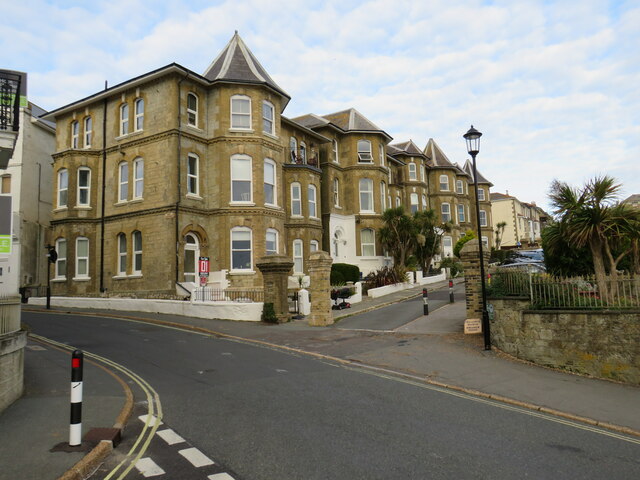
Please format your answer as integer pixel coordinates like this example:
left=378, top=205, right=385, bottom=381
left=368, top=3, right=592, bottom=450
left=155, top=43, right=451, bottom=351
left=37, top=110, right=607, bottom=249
left=175, top=73, right=189, bottom=284
left=99, top=81, right=107, bottom=292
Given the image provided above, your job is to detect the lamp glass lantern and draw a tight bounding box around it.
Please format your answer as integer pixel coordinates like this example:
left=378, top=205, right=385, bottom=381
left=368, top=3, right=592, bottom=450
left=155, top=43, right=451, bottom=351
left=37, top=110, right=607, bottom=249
left=464, top=126, right=482, bottom=156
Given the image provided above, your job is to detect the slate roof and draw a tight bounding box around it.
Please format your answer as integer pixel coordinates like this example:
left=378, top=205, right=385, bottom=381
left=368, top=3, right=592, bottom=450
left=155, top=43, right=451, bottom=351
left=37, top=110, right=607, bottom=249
left=203, top=32, right=290, bottom=109
left=463, top=159, right=493, bottom=186
left=293, top=108, right=393, bottom=141
left=389, top=140, right=425, bottom=158
left=423, top=138, right=457, bottom=169
left=490, top=192, right=513, bottom=201
left=623, top=194, right=640, bottom=206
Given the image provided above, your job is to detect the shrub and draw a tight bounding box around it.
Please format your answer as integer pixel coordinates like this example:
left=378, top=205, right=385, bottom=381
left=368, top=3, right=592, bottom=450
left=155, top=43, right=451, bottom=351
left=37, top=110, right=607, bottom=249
left=331, top=263, right=360, bottom=283
left=454, top=230, right=476, bottom=258
left=261, top=302, right=278, bottom=323
left=330, top=269, right=345, bottom=285
left=440, top=257, right=463, bottom=277
left=363, top=265, right=407, bottom=289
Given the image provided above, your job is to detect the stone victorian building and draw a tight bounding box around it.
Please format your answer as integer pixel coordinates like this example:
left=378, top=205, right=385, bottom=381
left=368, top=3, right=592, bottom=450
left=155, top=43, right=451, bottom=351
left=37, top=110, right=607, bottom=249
left=43, top=33, right=493, bottom=297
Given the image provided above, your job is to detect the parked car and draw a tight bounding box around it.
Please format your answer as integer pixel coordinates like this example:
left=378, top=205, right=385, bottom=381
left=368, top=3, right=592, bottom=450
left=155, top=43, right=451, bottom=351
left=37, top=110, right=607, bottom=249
left=498, top=262, right=546, bottom=273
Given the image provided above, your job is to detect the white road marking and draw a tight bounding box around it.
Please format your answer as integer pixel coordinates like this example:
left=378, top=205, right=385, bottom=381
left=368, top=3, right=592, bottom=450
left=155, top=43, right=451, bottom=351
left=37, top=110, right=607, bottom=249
left=208, top=474, right=235, bottom=480
left=26, top=345, right=46, bottom=351
left=179, top=447, right=215, bottom=467
left=138, top=414, right=163, bottom=426
left=134, top=457, right=165, bottom=477
left=276, top=369, right=288, bottom=373
left=157, top=429, right=185, bottom=445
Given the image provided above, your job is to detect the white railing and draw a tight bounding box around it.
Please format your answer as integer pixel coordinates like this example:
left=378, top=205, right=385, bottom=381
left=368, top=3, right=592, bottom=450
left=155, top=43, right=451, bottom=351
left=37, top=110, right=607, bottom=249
left=0, top=296, right=21, bottom=335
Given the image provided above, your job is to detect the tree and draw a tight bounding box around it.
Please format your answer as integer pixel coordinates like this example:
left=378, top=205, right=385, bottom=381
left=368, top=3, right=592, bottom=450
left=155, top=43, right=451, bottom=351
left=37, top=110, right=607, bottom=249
left=453, top=230, right=476, bottom=258
left=541, top=222, right=593, bottom=277
left=413, top=209, right=450, bottom=273
left=548, top=176, right=640, bottom=300
left=378, top=207, right=415, bottom=267
left=494, top=221, right=507, bottom=249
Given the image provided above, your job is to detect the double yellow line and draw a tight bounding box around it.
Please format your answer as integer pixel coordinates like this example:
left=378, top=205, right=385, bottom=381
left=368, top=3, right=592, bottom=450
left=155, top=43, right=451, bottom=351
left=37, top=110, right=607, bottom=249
left=30, top=333, right=163, bottom=480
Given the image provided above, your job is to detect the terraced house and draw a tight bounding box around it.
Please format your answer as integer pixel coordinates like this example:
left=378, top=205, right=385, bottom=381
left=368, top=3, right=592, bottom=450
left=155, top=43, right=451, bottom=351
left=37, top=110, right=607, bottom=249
left=43, top=33, right=492, bottom=298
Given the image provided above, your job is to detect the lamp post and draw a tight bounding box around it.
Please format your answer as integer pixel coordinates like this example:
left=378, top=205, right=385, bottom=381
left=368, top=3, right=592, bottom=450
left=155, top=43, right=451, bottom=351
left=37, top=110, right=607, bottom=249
left=463, top=125, right=491, bottom=351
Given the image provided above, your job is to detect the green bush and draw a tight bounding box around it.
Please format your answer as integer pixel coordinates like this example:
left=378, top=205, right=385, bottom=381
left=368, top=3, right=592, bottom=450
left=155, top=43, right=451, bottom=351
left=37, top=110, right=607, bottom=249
left=261, top=302, right=278, bottom=323
left=331, top=263, right=360, bottom=283
left=454, top=230, right=476, bottom=258
left=439, top=257, right=463, bottom=277
left=330, top=269, right=345, bottom=285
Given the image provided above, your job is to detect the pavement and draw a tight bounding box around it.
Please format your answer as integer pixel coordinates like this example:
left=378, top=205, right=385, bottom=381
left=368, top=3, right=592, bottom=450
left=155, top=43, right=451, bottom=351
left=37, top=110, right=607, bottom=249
left=2, top=278, right=639, bottom=479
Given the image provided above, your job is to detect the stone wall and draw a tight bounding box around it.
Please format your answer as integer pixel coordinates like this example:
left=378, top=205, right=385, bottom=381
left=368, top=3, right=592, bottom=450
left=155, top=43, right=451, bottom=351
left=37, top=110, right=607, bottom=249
left=489, top=297, right=640, bottom=385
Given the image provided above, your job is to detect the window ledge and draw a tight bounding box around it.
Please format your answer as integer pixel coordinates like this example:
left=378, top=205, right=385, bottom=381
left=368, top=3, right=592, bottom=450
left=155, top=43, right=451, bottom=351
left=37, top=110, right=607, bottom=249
left=130, top=198, right=143, bottom=204
left=186, top=124, right=204, bottom=133
left=359, top=211, right=376, bottom=215
left=112, top=275, right=128, bottom=280
left=53, top=207, right=68, bottom=213
left=72, top=277, right=91, bottom=282
left=129, top=273, right=143, bottom=278
left=229, top=270, right=256, bottom=275
left=74, top=205, right=92, bottom=210
left=52, top=277, right=67, bottom=283
left=264, top=132, right=279, bottom=140
left=115, top=131, right=143, bottom=141
left=230, top=201, right=256, bottom=206
left=229, top=128, right=254, bottom=133
left=290, top=214, right=304, bottom=219
left=186, top=193, right=202, bottom=200
left=265, top=203, right=280, bottom=209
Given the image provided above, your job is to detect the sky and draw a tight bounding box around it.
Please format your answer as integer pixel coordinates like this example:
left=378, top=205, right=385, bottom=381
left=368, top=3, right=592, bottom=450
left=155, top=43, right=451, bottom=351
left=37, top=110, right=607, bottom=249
left=4, top=0, right=639, bottom=212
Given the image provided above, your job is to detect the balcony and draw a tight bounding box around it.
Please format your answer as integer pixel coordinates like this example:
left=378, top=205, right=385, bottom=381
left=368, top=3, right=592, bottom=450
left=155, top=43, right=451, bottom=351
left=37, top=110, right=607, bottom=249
left=0, top=70, right=24, bottom=169
left=286, top=149, right=321, bottom=172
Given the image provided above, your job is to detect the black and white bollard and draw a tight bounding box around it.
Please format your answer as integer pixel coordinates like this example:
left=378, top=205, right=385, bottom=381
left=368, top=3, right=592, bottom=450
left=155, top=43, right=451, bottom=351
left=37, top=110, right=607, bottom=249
left=69, top=350, right=83, bottom=447
left=449, top=280, right=454, bottom=303
left=422, top=288, right=429, bottom=315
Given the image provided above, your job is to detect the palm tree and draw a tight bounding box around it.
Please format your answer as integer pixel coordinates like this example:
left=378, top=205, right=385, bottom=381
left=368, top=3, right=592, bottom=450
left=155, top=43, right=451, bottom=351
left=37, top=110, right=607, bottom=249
left=549, top=176, right=639, bottom=300
left=378, top=207, right=415, bottom=267
left=494, top=221, right=507, bottom=249
left=413, top=209, right=450, bottom=273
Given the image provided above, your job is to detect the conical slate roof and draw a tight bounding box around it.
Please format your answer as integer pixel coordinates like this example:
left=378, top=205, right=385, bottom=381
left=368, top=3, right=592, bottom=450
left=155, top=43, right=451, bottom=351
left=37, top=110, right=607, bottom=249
left=389, top=140, right=425, bottom=157
left=423, top=138, right=456, bottom=169
left=463, top=159, right=493, bottom=186
left=203, top=32, right=290, bottom=108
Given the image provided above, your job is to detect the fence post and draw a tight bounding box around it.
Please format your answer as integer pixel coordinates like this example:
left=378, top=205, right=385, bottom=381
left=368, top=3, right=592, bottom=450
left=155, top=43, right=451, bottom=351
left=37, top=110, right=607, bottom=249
left=69, top=350, right=83, bottom=447
left=449, top=280, right=454, bottom=303
left=423, top=288, right=429, bottom=315
left=529, top=270, right=533, bottom=303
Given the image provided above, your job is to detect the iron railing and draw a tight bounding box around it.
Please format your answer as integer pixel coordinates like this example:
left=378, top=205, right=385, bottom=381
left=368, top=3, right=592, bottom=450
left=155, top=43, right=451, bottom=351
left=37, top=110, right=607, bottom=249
left=192, top=288, right=264, bottom=303
left=0, top=71, right=22, bottom=132
left=490, top=269, right=640, bottom=309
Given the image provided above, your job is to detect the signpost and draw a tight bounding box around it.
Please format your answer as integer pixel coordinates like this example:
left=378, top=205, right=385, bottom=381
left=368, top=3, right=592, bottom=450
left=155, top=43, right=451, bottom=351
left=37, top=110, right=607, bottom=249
left=198, top=256, right=209, bottom=287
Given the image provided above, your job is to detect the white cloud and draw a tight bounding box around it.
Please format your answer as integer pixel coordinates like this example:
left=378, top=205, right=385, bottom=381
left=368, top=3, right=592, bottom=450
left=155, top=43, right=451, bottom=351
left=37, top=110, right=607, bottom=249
left=3, top=0, right=639, bottom=209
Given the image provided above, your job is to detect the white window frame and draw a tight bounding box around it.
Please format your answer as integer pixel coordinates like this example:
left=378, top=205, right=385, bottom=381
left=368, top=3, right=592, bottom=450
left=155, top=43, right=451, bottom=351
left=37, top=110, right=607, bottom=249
left=57, top=169, right=68, bottom=208
left=118, top=162, right=128, bottom=202
left=333, top=178, right=340, bottom=207
left=77, top=167, right=91, bottom=206
left=361, top=228, right=376, bottom=257
left=478, top=187, right=485, bottom=201
left=134, top=98, right=144, bottom=132
left=290, top=137, right=298, bottom=163
left=231, top=95, right=251, bottom=130
left=187, top=93, right=198, bottom=127
left=457, top=204, right=465, bottom=223
left=410, top=193, right=419, bottom=214
left=291, top=182, right=302, bottom=216
left=420, top=164, right=425, bottom=182
left=266, top=229, right=278, bottom=255
left=439, top=175, right=449, bottom=191
left=262, top=100, right=274, bottom=135
left=117, top=233, right=127, bottom=276
left=308, top=184, right=317, bottom=218
left=132, top=230, right=142, bottom=275
left=71, top=121, right=79, bottom=149
left=422, top=194, right=427, bottom=210
left=359, top=178, right=374, bottom=213
left=443, top=236, right=453, bottom=256
left=481, top=236, right=489, bottom=248
left=441, top=203, right=451, bottom=222
left=75, top=237, right=89, bottom=279
left=310, top=240, right=319, bottom=252
left=231, top=154, right=252, bottom=203
left=293, top=239, right=304, bottom=274
left=83, top=117, right=92, bottom=148
left=120, top=103, right=129, bottom=136
left=379, top=144, right=385, bottom=166
left=456, top=180, right=464, bottom=194
left=380, top=182, right=386, bottom=211
left=409, top=163, right=417, bottom=181
left=263, top=159, right=276, bottom=206
left=55, top=238, right=67, bottom=279
left=133, top=157, right=144, bottom=199
left=231, top=227, right=253, bottom=272
left=187, top=154, right=199, bottom=197
left=333, top=139, right=339, bottom=163
left=396, top=196, right=401, bottom=208
left=183, top=233, right=199, bottom=282
left=357, top=140, right=373, bottom=162
left=480, top=209, right=488, bottom=227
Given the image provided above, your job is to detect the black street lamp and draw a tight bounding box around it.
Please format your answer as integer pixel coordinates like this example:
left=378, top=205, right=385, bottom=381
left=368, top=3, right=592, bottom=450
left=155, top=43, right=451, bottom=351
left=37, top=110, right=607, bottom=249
left=463, top=125, right=491, bottom=351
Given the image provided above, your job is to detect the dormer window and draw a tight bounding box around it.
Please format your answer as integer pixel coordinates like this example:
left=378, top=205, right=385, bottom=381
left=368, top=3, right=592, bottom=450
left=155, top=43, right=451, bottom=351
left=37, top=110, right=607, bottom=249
left=409, top=163, right=417, bottom=181
left=357, top=140, right=373, bottom=162
left=478, top=187, right=485, bottom=201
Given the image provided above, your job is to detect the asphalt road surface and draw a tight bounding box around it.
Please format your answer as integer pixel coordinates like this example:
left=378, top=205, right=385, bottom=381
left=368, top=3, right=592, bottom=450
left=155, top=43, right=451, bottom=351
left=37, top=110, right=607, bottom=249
left=24, top=311, right=640, bottom=480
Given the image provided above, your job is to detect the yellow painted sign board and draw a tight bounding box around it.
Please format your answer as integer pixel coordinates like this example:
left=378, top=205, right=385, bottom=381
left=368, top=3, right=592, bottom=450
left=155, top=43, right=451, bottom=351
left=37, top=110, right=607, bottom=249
left=464, top=318, right=482, bottom=334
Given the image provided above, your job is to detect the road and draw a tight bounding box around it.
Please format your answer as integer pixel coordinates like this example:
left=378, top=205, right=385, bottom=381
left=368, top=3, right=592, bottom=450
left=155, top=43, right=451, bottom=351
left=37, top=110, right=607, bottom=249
left=24, top=310, right=640, bottom=480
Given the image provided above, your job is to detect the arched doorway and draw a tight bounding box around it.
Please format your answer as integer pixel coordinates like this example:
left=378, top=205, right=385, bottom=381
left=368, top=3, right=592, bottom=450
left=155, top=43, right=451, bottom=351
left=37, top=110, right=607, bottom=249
left=183, top=233, right=200, bottom=283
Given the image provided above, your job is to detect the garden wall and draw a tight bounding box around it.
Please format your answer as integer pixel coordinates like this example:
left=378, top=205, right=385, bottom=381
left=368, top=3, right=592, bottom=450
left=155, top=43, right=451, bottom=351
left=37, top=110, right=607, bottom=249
left=488, top=297, right=640, bottom=385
